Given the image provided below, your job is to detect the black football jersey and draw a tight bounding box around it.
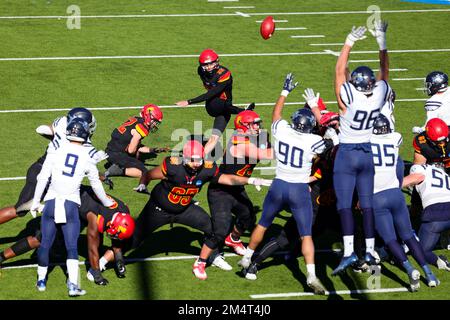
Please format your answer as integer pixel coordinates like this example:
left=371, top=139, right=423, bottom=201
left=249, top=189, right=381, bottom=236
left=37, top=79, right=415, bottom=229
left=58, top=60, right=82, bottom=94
left=151, top=156, right=221, bottom=213
left=106, top=116, right=150, bottom=153
left=188, top=66, right=233, bottom=104
left=78, top=185, right=129, bottom=231
left=413, top=133, right=450, bottom=172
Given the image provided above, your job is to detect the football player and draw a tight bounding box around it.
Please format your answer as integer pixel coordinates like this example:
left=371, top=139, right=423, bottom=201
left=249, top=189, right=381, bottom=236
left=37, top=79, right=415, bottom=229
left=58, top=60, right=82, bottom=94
left=127, top=139, right=271, bottom=280
left=176, top=49, right=254, bottom=157
left=403, top=163, right=450, bottom=280
left=239, top=73, right=335, bottom=295
left=104, top=104, right=167, bottom=192
left=331, top=21, right=393, bottom=275
left=30, top=118, right=115, bottom=297
left=0, top=107, right=101, bottom=225
left=206, top=110, right=273, bottom=257
left=371, top=114, right=438, bottom=291
left=413, top=71, right=449, bottom=134
left=0, top=185, right=134, bottom=286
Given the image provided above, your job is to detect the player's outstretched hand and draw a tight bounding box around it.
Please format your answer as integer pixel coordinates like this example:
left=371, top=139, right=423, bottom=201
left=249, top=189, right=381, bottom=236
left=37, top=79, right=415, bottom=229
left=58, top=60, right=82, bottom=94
left=302, top=88, right=320, bottom=109
left=345, top=26, right=367, bottom=47
left=30, top=202, right=44, bottom=218
left=176, top=100, right=189, bottom=107
left=281, top=73, right=299, bottom=97
left=369, top=20, right=388, bottom=50
left=248, top=177, right=273, bottom=191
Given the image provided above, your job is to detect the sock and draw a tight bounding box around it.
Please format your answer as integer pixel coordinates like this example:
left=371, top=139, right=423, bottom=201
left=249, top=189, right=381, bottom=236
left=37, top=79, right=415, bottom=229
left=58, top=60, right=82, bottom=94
left=67, top=259, right=79, bottom=286
left=421, top=264, right=433, bottom=276
left=402, top=260, right=414, bottom=274
left=230, top=233, right=240, bottom=242
left=306, top=264, right=316, bottom=277
left=99, top=256, right=108, bottom=271
left=37, top=266, right=48, bottom=281
left=343, top=235, right=354, bottom=257
left=365, top=238, right=375, bottom=255
left=404, top=237, right=427, bottom=266
left=244, top=247, right=255, bottom=259
left=198, top=257, right=208, bottom=263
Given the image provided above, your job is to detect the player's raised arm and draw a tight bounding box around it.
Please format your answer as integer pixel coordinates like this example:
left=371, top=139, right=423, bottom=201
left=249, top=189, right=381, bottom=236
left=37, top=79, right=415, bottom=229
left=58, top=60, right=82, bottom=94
left=273, top=73, right=298, bottom=123
left=369, top=20, right=389, bottom=81
left=335, top=26, right=367, bottom=112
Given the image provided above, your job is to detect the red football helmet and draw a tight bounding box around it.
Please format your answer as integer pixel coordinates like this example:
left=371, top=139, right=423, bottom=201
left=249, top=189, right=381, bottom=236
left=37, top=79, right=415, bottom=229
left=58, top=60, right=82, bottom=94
left=234, top=110, right=262, bottom=134
left=106, top=212, right=135, bottom=240
left=182, top=139, right=205, bottom=171
left=140, top=104, right=163, bottom=132
left=199, top=49, right=219, bottom=74
left=426, top=118, right=449, bottom=144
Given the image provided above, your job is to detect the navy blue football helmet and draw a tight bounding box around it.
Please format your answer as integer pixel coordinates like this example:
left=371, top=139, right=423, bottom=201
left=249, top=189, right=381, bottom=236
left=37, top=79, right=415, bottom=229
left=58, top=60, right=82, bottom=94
left=67, top=107, right=97, bottom=135
left=350, top=66, right=376, bottom=94
left=372, top=114, right=391, bottom=135
left=425, top=71, right=448, bottom=96
left=66, top=118, right=90, bottom=142
left=291, top=108, right=316, bottom=133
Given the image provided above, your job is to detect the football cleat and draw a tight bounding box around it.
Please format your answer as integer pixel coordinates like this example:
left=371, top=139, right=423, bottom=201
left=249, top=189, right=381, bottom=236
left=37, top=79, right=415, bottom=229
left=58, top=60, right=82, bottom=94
left=306, top=275, right=326, bottom=295
left=352, top=260, right=370, bottom=273
left=238, top=255, right=252, bottom=269
left=425, top=273, right=440, bottom=287
left=243, top=263, right=258, bottom=280
left=332, top=252, right=359, bottom=276
left=102, top=176, right=114, bottom=190
left=87, top=268, right=109, bottom=286
left=245, top=102, right=256, bottom=111
left=408, top=269, right=421, bottom=292
left=211, top=255, right=232, bottom=271
left=114, top=258, right=126, bottom=278
left=224, top=234, right=246, bottom=256
left=192, top=259, right=207, bottom=280
left=68, top=282, right=87, bottom=297
left=36, top=279, right=47, bottom=292
left=437, top=255, right=450, bottom=271
left=364, top=252, right=378, bottom=265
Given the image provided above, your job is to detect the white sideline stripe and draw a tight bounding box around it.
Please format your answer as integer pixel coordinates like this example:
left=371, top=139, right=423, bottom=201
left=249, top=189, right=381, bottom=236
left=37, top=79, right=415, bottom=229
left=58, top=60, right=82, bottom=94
left=291, top=35, right=325, bottom=38
left=208, top=0, right=239, bottom=2
left=2, top=48, right=448, bottom=62
left=310, top=43, right=342, bottom=46
left=224, top=6, right=254, bottom=8
left=393, top=77, right=425, bottom=81
left=235, top=11, right=250, bottom=17
left=1, top=9, right=449, bottom=19
left=276, top=27, right=307, bottom=30
left=0, top=98, right=428, bottom=115
left=255, top=20, right=288, bottom=23
left=0, top=176, right=26, bottom=181
left=250, top=287, right=409, bottom=299
left=349, top=59, right=379, bottom=63
left=324, top=49, right=339, bottom=57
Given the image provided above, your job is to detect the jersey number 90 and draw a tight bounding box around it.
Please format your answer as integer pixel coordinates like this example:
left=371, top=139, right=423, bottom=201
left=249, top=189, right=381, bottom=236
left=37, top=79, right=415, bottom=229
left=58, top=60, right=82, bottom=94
left=278, top=141, right=303, bottom=168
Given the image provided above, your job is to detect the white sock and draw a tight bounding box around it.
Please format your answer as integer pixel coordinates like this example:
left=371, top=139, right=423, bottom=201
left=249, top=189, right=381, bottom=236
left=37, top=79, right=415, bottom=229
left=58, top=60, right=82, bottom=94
left=343, top=235, right=354, bottom=257
left=306, top=264, right=316, bottom=277
left=67, top=259, right=79, bottom=286
left=37, top=266, right=48, bottom=281
left=365, top=238, right=375, bottom=255
left=244, top=247, right=254, bottom=259
left=99, top=257, right=108, bottom=271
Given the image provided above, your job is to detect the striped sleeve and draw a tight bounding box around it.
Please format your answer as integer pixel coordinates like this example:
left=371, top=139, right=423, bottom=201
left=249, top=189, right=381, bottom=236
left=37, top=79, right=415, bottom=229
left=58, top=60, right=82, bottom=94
left=88, top=147, right=98, bottom=159
left=339, top=82, right=353, bottom=107
left=271, top=119, right=289, bottom=136
left=425, top=100, right=442, bottom=111
left=135, top=123, right=149, bottom=137
left=396, top=135, right=403, bottom=148
left=311, top=138, right=327, bottom=154
left=217, top=70, right=231, bottom=83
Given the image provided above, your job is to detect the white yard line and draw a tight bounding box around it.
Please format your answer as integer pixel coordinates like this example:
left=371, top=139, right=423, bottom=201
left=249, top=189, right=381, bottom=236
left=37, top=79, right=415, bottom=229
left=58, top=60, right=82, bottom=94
left=276, top=27, right=307, bottom=30
left=0, top=98, right=428, bottom=115
left=255, top=20, right=288, bottom=23
left=373, top=68, right=408, bottom=72
left=208, top=0, right=239, bottom=2
left=224, top=6, right=254, bottom=9
left=291, top=35, right=325, bottom=38
left=349, top=59, right=379, bottom=63
left=235, top=11, right=250, bottom=17
left=393, top=77, right=425, bottom=81
left=324, top=49, right=340, bottom=57
left=310, top=43, right=342, bottom=46
left=0, top=9, right=449, bottom=19
left=250, top=287, right=409, bottom=299
left=2, top=48, right=448, bottom=62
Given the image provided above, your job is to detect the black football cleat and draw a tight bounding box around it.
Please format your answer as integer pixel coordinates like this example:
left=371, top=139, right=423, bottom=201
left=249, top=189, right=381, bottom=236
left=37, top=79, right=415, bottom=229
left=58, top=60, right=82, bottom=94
left=245, top=102, right=256, bottom=111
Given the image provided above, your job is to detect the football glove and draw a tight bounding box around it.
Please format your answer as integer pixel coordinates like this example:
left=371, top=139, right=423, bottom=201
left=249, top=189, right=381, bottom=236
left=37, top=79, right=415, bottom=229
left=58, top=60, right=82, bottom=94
left=92, top=150, right=109, bottom=163
left=30, top=202, right=44, bottom=218
left=114, top=251, right=126, bottom=278
left=248, top=177, right=273, bottom=191
left=412, top=126, right=425, bottom=134
left=369, top=20, right=388, bottom=50
left=281, top=73, right=299, bottom=97
left=323, top=127, right=339, bottom=146
left=345, top=26, right=367, bottom=47
left=302, top=88, right=320, bottom=109
left=133, top=183, right=149, bottom=194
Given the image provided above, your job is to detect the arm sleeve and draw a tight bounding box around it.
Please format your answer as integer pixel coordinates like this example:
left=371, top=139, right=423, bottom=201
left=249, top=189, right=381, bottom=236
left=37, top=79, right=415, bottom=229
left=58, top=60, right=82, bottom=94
left=86, top=162, right=115, bottom=207
left=188, top=81, right=229, bottom=104
left=271, top=119, right=289, bottom=136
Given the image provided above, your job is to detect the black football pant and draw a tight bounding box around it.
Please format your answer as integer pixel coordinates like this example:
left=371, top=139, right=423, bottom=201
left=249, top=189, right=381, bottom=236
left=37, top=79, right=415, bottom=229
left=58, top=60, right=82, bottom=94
left=205, top=98, right=245, bottom=134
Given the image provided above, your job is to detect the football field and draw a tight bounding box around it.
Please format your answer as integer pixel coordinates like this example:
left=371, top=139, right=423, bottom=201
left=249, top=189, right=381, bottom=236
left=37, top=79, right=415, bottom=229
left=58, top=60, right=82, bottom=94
left=0, top=0, right=450, bottom=302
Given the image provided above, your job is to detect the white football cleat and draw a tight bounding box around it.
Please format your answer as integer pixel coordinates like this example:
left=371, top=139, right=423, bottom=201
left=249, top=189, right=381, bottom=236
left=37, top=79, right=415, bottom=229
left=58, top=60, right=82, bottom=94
left=211, top=255, right=232, bottom=271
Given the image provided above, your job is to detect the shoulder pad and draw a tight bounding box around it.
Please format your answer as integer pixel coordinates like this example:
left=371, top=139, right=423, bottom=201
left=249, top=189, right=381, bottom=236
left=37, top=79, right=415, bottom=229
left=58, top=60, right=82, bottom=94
left=170, top=157, right=181, bottom=165
left=204, top=161, right=214, bottom=169
left=218, top=70, right=231, bottom=83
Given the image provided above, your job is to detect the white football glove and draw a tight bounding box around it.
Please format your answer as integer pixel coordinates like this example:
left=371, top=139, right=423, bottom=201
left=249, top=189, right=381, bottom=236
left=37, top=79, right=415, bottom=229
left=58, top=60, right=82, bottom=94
left=369, top=20, right=388, bottom=50
left=92, top=150, right=109, bottom=163
left=345, top=26, right=367, bottom=47
left=412, top=126, right=425, bottom=134
left=30, top=202, right=44, bottom=218
left=302, top=88, right=320, bottom=109
left=248, top=177, right=273, bottom=191
left=133, top=183, right=148, bottom=193
left=323, top=127, right=340, bottom=146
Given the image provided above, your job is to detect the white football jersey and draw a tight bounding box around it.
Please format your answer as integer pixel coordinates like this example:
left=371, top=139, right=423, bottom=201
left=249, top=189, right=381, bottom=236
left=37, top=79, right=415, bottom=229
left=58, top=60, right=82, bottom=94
left=410, top=164, right=450, bottom=209
left=379, top=94, right=396, bottom=131
left=47, top=116, right=69, bottom=154
left=33, top=142, right=113, bottom=207
left=272, top=119, right=326, bottom=183
left=425, top=89, right=450, bottom=125
left=339, top=80, right=392, bottom=143
left=371, top=132, right=402, bottom=194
